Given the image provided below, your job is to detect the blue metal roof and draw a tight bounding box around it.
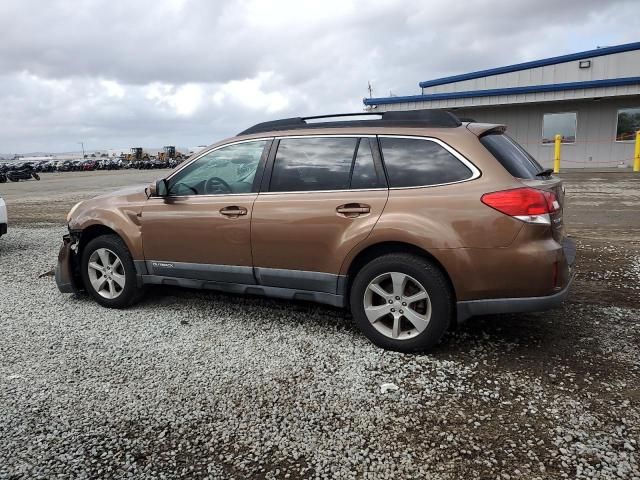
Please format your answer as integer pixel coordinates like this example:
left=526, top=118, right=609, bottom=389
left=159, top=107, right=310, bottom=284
left=418, top=41, right=640, bottom=88
left=363, top=76, right=640, bottom=106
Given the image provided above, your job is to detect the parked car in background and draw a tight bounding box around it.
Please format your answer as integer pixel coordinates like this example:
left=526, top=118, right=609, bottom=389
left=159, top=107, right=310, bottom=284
left=55, top=110, right=575, bottom=352
left=57, top=160, right=73, bottom=172
left=39, top=160, right=57, bottom=172
left=0, top=195, right=7, bottom=237
left=82, top=160, right=97, bottom=171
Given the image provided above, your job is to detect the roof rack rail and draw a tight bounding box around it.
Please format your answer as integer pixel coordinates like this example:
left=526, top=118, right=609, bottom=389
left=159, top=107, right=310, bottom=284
left=238, top=109, right=462, bottom=136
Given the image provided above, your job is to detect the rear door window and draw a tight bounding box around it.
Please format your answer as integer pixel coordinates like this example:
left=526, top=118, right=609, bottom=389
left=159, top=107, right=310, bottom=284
left=379, top=137, right=473, bottom=188
left=269, top=137, right=357, bottom=192
left=480, top=133, right=543, bottom=179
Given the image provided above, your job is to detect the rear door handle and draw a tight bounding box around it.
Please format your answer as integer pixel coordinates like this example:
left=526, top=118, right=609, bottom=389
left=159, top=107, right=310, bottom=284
left=336, top=203, right=371, bottom=217
left=219, top=206, right=248, bottom=217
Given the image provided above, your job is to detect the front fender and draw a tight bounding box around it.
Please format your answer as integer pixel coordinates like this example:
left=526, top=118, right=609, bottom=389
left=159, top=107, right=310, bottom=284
left=71, top=206, right=143, bottom=259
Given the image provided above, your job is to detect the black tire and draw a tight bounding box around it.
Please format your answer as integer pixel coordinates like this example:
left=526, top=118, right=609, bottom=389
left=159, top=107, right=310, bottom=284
left=32, top=172, right=40, bottom=181
left=350, top=253, right=453, bottom=353
left=80, top=234, right=143, bottom=308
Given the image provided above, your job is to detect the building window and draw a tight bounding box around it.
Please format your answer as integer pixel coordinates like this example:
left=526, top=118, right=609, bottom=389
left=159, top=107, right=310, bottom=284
left=615, top=108, right=640, bottom=141
left=542, top=112, right=577, bottom=144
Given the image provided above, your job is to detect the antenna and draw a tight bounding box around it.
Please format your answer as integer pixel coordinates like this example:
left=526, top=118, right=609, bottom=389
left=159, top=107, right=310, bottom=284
left=367, top=81, right=373, bottom=99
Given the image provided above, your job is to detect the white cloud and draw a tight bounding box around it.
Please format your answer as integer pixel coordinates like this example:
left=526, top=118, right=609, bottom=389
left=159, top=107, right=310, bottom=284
left=101, top=80, right=125, bottom=99
left=0, top=0, right=637, bottom=152
left=144, top=83, right=204, bottom=116
left=212, top=72, right=289, bottom=113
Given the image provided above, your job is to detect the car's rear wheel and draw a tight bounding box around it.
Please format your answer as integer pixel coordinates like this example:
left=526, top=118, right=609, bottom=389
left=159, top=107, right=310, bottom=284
left=81, top=234, right=142, bottom=308
left=350, top=253, right=452, bottom=352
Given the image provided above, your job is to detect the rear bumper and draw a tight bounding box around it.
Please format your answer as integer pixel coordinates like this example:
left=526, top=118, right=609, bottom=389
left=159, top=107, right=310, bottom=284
left=457, top=237, right=576, bottom=322
left=457, top=273, right=574, bottom=322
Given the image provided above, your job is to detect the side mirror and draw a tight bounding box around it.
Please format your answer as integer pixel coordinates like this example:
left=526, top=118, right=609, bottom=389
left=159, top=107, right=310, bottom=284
left=147, top=179, right=168, bottom=197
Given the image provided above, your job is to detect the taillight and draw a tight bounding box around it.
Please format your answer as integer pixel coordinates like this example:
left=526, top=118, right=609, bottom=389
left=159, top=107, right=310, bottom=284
left=481, top=187, right=559, bottom=225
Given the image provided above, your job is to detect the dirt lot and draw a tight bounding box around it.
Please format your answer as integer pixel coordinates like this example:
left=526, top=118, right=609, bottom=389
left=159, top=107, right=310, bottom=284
left=1, top=169, right=172, bottom=224
left=0, top=171, right=638, bottom=479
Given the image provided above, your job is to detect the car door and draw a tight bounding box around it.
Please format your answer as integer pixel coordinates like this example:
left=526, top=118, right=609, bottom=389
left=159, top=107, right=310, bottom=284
left=251, top=136, right=388, bottom=294
left=140, top=138, right=271, bottom=284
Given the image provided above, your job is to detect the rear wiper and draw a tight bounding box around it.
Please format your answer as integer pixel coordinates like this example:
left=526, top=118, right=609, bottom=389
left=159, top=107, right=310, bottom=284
left=536, top=168, right=554, bottom=177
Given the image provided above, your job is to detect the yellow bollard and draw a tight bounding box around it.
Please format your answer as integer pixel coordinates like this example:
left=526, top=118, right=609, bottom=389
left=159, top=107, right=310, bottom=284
left=553, top=134, right=561, bottom=174
left=634, top=131, right=640, bottom=172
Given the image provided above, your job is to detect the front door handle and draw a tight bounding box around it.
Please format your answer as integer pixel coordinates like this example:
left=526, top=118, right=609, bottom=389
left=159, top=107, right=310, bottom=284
left=220, top=206, right=248, bottom=217
left=336, top=203, right=371, bottom=218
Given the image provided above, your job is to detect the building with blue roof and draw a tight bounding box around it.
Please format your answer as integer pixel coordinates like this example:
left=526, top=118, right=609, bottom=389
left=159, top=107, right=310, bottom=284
left=364, top=42, right=640, bottom=168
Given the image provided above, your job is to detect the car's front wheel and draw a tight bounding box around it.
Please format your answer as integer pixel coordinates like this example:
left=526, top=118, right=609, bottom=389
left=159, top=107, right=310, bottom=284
left=350, top=253, right=453, bottom=352
left=80, top=234, right=142, bottom=308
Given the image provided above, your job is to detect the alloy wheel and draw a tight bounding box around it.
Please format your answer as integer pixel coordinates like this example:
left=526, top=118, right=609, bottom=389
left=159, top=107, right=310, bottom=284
left=363, top=272, right=432, bottom=340
left=87, top=248, right=126, bottom=299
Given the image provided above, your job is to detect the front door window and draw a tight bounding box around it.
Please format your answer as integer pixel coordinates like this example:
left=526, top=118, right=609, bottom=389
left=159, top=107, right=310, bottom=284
left=168, top=140, right=268, bottom=196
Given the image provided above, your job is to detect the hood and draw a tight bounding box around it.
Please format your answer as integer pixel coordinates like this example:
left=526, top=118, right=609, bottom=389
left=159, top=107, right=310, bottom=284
left=68, top=184, right=149, bottom=229
left=93, top=184, right=148, bottom=200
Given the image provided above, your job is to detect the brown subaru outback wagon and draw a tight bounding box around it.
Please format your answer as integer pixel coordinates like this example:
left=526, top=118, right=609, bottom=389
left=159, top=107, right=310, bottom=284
left=56, top=110, right=575, bottom=352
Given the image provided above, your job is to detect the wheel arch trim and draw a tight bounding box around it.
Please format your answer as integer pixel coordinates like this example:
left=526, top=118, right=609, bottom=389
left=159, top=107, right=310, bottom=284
left=340, top=240, right=458, bottom=301
left=73, top=220, right=141, bottom=261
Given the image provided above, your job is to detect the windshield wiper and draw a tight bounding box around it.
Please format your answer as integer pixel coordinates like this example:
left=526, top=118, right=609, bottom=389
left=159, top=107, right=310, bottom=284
left=536, top=168, right=554, bottom=177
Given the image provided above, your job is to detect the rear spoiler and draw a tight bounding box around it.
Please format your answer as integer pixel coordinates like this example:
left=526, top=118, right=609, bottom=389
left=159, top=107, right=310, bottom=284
left=465, top=123, right=506, bottom=137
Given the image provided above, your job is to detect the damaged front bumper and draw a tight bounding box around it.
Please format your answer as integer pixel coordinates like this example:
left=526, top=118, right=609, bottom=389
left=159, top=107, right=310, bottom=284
left=55, top=233, right=80, bottom=293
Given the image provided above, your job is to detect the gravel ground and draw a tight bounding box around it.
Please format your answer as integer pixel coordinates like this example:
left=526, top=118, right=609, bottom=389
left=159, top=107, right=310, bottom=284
left=1, top=226, right=639, bottom=479
left=0, top=172, right=639, bottom=479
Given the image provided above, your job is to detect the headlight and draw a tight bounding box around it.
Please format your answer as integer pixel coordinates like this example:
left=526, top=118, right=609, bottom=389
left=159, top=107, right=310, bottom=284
left=66, top=201, right=83, bottom=223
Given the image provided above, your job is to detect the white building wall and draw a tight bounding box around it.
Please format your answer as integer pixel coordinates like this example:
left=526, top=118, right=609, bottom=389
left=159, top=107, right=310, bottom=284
left=423, top=50, right=640, bottom=95
left=369, top=98, right=638, bottom=168
left=449, top=98, right=638, bottom=169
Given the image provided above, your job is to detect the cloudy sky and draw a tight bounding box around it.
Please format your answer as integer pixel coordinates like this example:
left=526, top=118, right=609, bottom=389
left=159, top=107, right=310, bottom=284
left=0, top=0, right=638, bottom=153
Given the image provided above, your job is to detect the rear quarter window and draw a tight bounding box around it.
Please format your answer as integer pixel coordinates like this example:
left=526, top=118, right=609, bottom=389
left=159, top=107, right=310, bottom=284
left=379, top=137, right=473, bottom=188
left=480, top=133, right=543, bottom=179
